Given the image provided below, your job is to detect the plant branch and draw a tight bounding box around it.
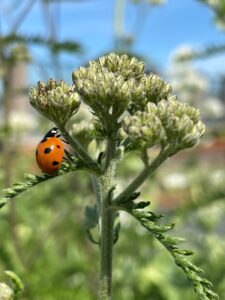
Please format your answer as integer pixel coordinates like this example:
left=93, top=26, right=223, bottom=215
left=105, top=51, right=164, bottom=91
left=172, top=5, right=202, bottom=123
left=0, top=161, right=75, bottom=210
left=0, top=33, right=82, bottom=54
left=114, top=147, right=173, bottom=205
left=98, top=162, right=116, bottom=300
left=176, top=43, right=225, bottom=62
left=104, top=136, right=117, bottom=172
left=59, top=126, right=102, bottom=175
left=128, top=208, right=219, bottom=300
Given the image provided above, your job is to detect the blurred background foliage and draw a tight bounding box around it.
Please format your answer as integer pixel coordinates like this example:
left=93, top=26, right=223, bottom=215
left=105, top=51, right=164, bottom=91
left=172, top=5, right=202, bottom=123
left=0, top=0, right=225, bottom=299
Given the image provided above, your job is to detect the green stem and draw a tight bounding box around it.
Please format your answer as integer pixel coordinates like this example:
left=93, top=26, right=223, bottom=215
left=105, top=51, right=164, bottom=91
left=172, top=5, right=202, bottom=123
left=59, top=126, right=101, bottom=175
left=91, top=175, right=101, bottom=206
left=104, top=136, right=116, bottom=172
left=98, top=162, right=116, bottom=300
left=114, top=0, right=126, bottom=51
left=114, top=148, right=171, bottom=205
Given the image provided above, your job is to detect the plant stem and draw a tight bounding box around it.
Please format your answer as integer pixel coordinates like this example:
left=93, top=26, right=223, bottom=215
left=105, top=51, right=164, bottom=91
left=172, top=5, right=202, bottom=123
left=59, top=126, right=101, bottom=175
left=114, top=148, right=171, bottom=205
left=98, top=161, right=116, bottom=300
left=104, top=136, right=117, bottom=172
left=114, top=0, right=126, bottom=51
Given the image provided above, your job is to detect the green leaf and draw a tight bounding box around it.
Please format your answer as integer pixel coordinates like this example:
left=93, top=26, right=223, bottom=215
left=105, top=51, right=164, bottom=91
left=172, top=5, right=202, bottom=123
left=0, top=34, right=82, bottom=54
left=84, top=205, right=99, bottom=245
left=4, top=271, right=24, bottom=298
left=128, top=207, right=219, bottom=300
left=0, top=161, right=75, bottom=210
left=84, top=204, right=99, bottom=229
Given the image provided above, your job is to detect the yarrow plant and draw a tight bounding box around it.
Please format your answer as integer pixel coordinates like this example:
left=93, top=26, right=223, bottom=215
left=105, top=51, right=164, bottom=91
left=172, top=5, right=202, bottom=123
left=0, top=53, right=219, bottom=300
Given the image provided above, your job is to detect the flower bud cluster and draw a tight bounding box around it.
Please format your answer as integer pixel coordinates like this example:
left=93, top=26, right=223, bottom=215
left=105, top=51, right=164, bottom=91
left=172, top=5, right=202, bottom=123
left=72, top=53, right=173, bottom=130
left=30, top=53, right=205, bottom=152
left=128, top=74, right=172, bottom=113
left=72, top=53, right=145, bottom=124
left=120, top=97, right=205, bottom=151
left=119, top=103, right=162, bottom=150
left=73, top=66, right=136, bottom=121
left=92, top=53, right=145, bottom=80
left=158, top=97, right=205, bottom=148
left=29, top=79, right=80, bottom=127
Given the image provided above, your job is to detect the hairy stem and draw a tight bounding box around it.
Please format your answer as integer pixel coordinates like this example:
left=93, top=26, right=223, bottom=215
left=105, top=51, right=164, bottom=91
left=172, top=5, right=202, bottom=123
left=104, top=136, right=117, bottom=172
left=114, top=148, right=172, bottom=205
left=98, top=161, right=116, bottom=300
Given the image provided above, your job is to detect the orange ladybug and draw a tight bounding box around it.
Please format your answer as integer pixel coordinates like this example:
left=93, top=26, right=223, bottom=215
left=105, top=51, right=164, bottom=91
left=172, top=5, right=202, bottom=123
left=36, top=128, right=64, bottom=176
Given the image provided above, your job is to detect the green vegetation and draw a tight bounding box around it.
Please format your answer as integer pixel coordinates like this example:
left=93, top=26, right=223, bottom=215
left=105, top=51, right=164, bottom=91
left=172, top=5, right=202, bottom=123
left=0, top=53, right=221, bottom=300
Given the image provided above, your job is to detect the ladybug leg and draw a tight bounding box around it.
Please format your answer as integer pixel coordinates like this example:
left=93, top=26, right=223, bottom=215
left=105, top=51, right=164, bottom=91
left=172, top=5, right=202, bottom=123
left=56, top=134, right=69, bottom=144
left=62, top=139, right=69, bottom=144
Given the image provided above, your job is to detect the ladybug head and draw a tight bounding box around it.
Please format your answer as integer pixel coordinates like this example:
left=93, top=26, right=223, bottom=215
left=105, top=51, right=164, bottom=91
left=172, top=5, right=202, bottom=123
left=44, top=127, right=59, bottom=138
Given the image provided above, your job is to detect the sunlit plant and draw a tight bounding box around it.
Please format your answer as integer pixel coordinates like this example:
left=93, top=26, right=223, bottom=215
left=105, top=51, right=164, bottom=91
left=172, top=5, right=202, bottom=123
left=0, top=53, right=219, bottom=300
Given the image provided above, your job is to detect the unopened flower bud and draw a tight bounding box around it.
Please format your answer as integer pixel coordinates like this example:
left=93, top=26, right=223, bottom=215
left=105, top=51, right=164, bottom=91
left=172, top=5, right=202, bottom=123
left=158, top=98, right=205, bottom=149
left=29, top=79, right=80, bottom=127
left=120, top=104, right=162, bottom=150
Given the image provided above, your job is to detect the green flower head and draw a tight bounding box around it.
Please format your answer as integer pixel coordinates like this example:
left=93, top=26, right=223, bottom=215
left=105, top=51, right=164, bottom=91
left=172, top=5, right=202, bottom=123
left=119, top=103, right=162, bottom=150
left=72, top=53, right=143, bottom=127
left=128, top=74, right=172, bottom=113
left=72, top=53, right=172, bottom=135
left=29, top=79, right=81, bottom=127
left=158, top=97, right=205, bottom=149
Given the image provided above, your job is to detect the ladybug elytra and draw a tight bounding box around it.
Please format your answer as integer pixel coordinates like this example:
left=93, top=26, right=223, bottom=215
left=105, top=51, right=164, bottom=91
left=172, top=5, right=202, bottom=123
left=36, top=127, right=64, bottom=176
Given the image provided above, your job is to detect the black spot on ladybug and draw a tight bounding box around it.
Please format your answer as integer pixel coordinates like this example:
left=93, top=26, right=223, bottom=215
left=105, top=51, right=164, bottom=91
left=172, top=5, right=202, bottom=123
left=36, top=150, right=38, bottom=156
left=57, top=145, right=60, bottom=149
left=52, top=161, right=59, bottom=166
left=40, top=138, right=48, bottom=143
left=44, top=147, right=52, bottom=154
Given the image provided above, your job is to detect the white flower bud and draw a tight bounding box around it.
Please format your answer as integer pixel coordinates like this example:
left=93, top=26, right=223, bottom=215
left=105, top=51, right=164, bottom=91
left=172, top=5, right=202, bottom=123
left=0, top=283, right=14, bottom=300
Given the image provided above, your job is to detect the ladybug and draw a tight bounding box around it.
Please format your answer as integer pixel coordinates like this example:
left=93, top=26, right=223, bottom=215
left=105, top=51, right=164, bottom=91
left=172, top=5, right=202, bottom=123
left=36, top=127, right=64, bottom=176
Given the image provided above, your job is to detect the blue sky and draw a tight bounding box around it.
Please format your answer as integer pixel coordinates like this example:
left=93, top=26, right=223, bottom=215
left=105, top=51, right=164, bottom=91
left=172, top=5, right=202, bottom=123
left=1, top=0, right=225, bottom=82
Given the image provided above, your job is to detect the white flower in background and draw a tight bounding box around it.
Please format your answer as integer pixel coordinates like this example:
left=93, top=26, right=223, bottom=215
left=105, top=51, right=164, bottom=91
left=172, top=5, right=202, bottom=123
left=0, top=283, right=14, bottom=300
left=203, top=97, right=225, bottom=118
left=210, top=169, right=225, bottom=185
left=171, top=66, right=207, bottom=92
left=207, top=0, right=221, bottom=8
left=9, top=111, right=38, bottom=134
left=169, top=46, right=208, bottom=107
left=162, top=172, right=189, bottom=190
left=171, top=45, right=194, bottom=62
left=168, top=45, right=225, bottom=119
